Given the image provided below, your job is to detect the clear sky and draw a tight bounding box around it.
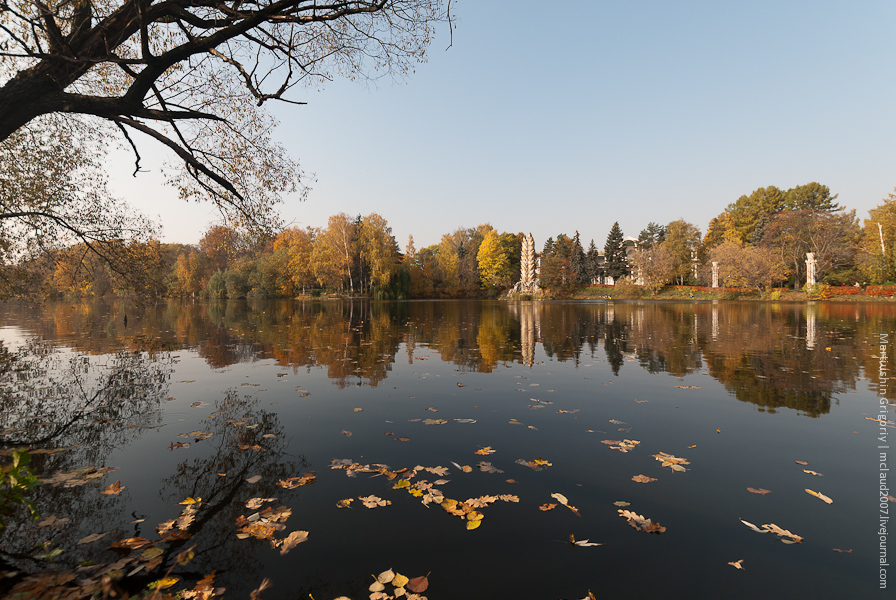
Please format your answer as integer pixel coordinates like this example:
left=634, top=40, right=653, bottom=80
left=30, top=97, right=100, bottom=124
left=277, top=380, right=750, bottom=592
left=108, top=0, right=896, bottom=250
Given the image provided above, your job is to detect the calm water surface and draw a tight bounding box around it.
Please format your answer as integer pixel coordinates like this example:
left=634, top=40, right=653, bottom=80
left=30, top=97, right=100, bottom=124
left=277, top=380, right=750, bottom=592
left=0, top=299, right=893, bottom=599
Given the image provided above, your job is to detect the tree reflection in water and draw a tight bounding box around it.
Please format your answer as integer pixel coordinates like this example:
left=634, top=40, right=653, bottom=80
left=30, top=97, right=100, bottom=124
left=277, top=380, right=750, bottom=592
left=0, top=340, right=172, bottom=573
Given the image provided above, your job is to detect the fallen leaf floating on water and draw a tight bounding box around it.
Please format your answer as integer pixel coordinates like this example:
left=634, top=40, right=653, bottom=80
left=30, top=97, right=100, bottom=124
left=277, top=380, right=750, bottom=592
left=40, top=465, right=116, bottom=487
left=652, top=452, right=690, bottom=472
left=539, top=503, right=557, bottom=511
left=450, top=461, right=473, bottom=473
left=37, top=515, right=70, bottom=528
left=739, top=519, right=803, bottom=543
left=100, top=480, right=125, bottom=495
left=246, top=475, right=262, bottom=484
left=376, top=569, right=396, bottom=584
left=150, top=577, right=179, bottom=590
left=728, top=559, right=745, bottom=570
left=425, top=407, right=438, bottom=412
left=457, top=382, right=466, bottom=387
left=613, top=501, right=631, bottom=507
left=465, top=495, right=498, bottom=508
left=631, top=475, right=657, bottom=483
left=140, top=547, right=165, bottom=561
left=477, top=461, right=504, bottom=474
left=336, top=498, right=354, bottom=509
left=498, top=494, right=519, bottom=503
left=833, top=548, right=853, bottom=553
left=795, top=460, right=809, bottom=466
left=747, top=487, right=772, bottom=495
left=108, top=537, right=152, bottom=550
left=353, top=408, right=363, bottom=412
left=360, top=495, right=391, bottom=508
left=475, top=446, right=496, bottom=455
left=805, top=489, right=833, bottom=504
left=277, top=473, right=316, bottom=488
left=278, top=530, right=308, bottom=555
left=618, top=510, right=666, bottom=534
left=179, top=497, right=202, bottom=505
left=169, top=442, right=190, bottom=450
left=602, top=439, right=640, bottom=453
left=406, top=575, right=429, bottom=593
left=569, top=533, right=602, bottom=547
left=341, top=430, right=352, bottom=436
left=422, top=419, right=448, bottom=425
left=803, top=469, right=823, bottom=476
left=179, top=430, right=213, bottom=441
left=550, top=493, right=582, bottom=517
left=515, top=458, right=552, bottom=470
left=687, top=444, right=697, bottom=448
left=246, top=497, right=277, bottom=510
left=78, top=532, right=110, bottom=545
left=675, top=385, right=700, bottom=389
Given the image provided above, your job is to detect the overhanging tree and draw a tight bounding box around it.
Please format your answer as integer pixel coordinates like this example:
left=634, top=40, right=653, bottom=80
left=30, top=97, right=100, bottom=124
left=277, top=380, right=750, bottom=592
left=0, top=1, right=447, bottom=231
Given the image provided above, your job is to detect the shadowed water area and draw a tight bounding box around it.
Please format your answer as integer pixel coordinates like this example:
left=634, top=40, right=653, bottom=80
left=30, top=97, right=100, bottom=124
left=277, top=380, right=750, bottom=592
left=0, top=299, right=892, bottom=598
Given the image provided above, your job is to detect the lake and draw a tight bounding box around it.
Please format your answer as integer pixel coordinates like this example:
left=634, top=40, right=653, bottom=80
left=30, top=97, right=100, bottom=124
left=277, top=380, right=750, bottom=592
left=0, top=299, right=892, bottom=599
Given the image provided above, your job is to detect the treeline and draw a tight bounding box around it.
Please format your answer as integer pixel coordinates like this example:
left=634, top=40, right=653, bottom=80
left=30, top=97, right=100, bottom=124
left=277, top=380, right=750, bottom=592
left=26, top=214, right=528, bottom=300
left=15, top=181, right=896, bottom=299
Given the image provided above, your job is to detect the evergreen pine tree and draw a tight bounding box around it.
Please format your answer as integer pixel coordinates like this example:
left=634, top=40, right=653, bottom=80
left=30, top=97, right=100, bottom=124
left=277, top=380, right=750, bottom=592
left=543, top=237, right=555, bottom=255
left=586, top=239, right=599, bottom=283
left=604, top=222, right=629, bottom=279
left=571, top=231, right=587, bottom=284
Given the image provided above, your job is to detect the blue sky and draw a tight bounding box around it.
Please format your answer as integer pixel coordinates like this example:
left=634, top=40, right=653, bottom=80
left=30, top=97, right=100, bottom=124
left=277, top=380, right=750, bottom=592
left=109, top=0, right=896, bottom=249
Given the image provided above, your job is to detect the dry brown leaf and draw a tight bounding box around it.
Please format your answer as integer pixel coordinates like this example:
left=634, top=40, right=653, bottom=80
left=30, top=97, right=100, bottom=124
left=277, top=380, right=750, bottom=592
left=246, top=497, right=277, bottom=510
left=652, top=452, right=689, bottom=472
left=78, top=532, right=110, bottom=544
left=246, top=475, right=262, bottom=484
left=101, top=480, right=125, bottom=495
left=499, top=494, right=519, bottom=503
left=406, top=575, right=429, bottom=593
left=37, top=515, right=70, bottom=528
left=550, top=492, right=581, bottom=517
left=602, top=439, right=640, bottom=453
left=108, top=537, right=152, bottom=550
left=341, top=430, right=352, bottom=436
left=276, top=473, right=316, bottom=489
left=803, top=469, right=823, bottom=476
left=278, top=530, right=308, bottom=555
left=477, top=461, right=504, bottom=474
left=618, top=510, right=666, bottom=534
left=360, top=495, right=391, bottom=508
left=833, top=548, right=853, bottom=553
left=539, top=503, right=557, bottom=511
left=631, top=475, right=657, bottom=483
left=805, top=489, right=833, bottom=504
left=747, top=487, right=771, bottom=495
left=475, top=446, right=496, bottom=455
left=728, top=559, right=745, bottom=570
left=795, top=460, right=809, bottom=465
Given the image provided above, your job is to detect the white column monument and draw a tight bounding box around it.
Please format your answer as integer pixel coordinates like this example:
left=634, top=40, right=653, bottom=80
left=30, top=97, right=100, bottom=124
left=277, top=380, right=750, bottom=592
left=805, top=253, right=817, bottom=286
